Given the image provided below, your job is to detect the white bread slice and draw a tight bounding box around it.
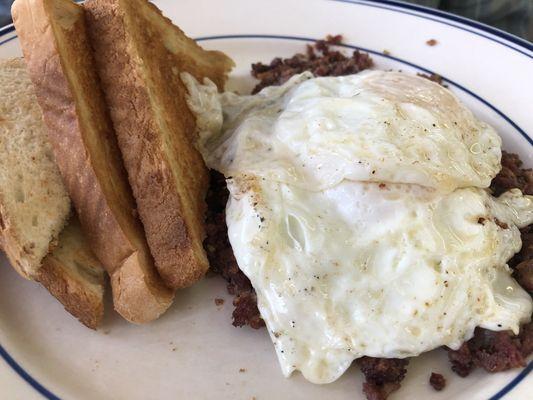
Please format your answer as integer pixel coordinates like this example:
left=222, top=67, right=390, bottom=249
left=38, top=215, right=106, bottom=329
left=84, top=0, right=234, bottom=289
left=0, top=57, right=105, bottom=328
left=12, top=0, right=174, bottom=323
left=0, top=57, right=70, bottom=278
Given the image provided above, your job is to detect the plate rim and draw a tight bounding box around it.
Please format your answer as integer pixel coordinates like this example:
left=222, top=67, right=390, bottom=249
left=341, top=0, right=533, bottom=54
left=1, top=0, right=533, bottom=54
left=0, top=1, right=531, bottom=400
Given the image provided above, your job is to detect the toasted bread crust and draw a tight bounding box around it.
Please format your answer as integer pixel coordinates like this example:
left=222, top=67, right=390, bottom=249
left=37, top=215, right=106, bottom=329
left=12, top=0, right=173, bottom=323
left=84, top=0, right=234, bottom=288
left=38, top=260, right=104, bottom=329
left=37, top=259, right=102, bottom=328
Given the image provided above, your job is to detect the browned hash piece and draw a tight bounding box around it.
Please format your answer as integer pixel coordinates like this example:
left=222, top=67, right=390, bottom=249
left=447, top=342, right=475, bottom=377
left=417, top=72, right=445, bottom=86
left=203, top=37, right=533, bottom=400
left=447, top=152, right=533, bottom=378
left=429, top=372, right=446, bottom=391
left=505, top=154, right=533, bottom=292
left=357, top=357, right=409, bottom=400
left=250, top=34, right=373, bottom=94
left=513, top=246, right=533, bottom=292
left=204, top=170, right=264, bottom=329
left=519, top=322, right=533, bottom=357
left=448, top=326, right=528, bottom=377
left=232, top=291, right=264, bottom=329
left=509, top=218, right=532, bottom=292
left=491, top=151, right=533, bottom=196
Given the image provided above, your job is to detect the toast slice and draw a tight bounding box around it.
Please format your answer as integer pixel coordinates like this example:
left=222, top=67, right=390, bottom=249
left=84, top=0, right=234, bottom=289
left=12, top=0, right=174, bottom=323
left=38, top=215, right=106, bottom=329
left=0, top=57, right=105, bottom=328
left=0, top=57, right=71, bottom=279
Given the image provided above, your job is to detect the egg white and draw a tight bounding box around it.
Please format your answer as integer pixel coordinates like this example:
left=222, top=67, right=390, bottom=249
left=184, top=70, right=502, bottom=193
left=183, top=70, right=533, bottom=384
left=227, top=178, right=531, bottom=383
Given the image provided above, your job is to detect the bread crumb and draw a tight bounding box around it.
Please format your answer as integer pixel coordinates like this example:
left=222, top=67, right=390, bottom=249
left=215, top=298, right=225, bottom=306
left=239, top=368, right=246, bottom=373
left=426, top=39, right=438, bottom=46
left=383, top=50, right=391, bottom=55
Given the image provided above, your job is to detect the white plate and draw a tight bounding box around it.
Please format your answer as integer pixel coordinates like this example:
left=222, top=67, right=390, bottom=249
left=0, top=1, right=531, bottom=399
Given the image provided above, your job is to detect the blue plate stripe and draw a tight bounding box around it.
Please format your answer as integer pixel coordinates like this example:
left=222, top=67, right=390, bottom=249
left=0, top=34, right=17, bottom=46
left=334, top=0, right=533, bottom=55
left=0, top=344, right=61, bottom=400
left=489, top=362, right=533, bottom=400
left=0, top=24, right=14, bottom=36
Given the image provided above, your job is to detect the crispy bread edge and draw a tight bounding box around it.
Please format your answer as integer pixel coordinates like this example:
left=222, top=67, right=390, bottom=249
left=12, top=0, right=173, bottom=323
left=84, top=0, right=234, bottom=288
left=37, top=256, right=105, bottom=329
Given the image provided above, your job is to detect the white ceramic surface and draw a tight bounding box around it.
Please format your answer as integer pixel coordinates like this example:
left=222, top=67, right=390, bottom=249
left=0, top=1, right=531, bottom=399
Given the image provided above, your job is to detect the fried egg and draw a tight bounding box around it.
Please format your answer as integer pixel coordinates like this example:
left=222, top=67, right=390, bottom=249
left=183, top=70, right=533, bottom=384
left=184, top=71, right=502, bottom=193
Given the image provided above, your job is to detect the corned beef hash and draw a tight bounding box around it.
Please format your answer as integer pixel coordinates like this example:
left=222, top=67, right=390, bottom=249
left=186, top=37, right=533, bottom=399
